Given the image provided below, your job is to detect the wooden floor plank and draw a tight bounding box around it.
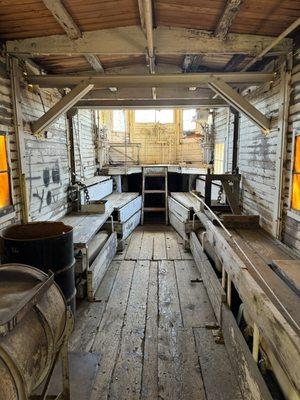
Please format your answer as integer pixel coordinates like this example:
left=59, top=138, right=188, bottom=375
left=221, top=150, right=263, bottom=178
left=125, top=231, right=143, bottom=260
left=69, top=260, right=120, bottom=352
left=141, top=261, right=159, bottom=400
left=158, top=260, right=183, bottom=399
left=176, top=328, right=206, bottom=400
left=153, top=232, right=167, bottom=260
left=139, top=231, right=154, bottom=260
left=72, top=225, right=245, bottom=400
left=165, top=231, right=182, bottom=260
left=90, top=260, right=136, bottom=400
left=109, top=260, right=150, bottom=400
left=174, top=260, right=216, bottom=327
left=194, top=327, right=243, bottom=400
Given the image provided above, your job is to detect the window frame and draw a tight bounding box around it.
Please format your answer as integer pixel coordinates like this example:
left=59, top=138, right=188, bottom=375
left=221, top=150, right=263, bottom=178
left=182, top=108, right=197, bottom=137
left=112, top=109, right=126, bottom=133
left=0, top=133, right=15, bottom=223
left=288, top=128, right=300, bottom=221
left=134, top=109, right=174, bottom=124
left=214, top=142, right=225, bottom=174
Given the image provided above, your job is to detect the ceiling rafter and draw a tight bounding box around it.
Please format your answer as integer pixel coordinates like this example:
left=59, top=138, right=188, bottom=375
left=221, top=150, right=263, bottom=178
left=138, top=0, right=156, bottom=99
left=182, top=55, right=203, bottom=72
left=7, top=27, right=292, bottom=57
left=242, top=16, right=300, bottom=71
left=215, top=0, right=244, bottom=40
left=75, top=99, right=228, bottom=109
left=42, top=0, right=105, bottom=74
left=82, top=87, right=215, bottom=100
left=27, top=72, right=274, bottom=88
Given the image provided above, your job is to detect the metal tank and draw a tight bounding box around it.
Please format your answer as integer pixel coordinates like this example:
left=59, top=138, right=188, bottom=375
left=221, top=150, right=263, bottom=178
left=0, top=221, right=76, bottom=314
left=0, top=263, right=70, bottom=400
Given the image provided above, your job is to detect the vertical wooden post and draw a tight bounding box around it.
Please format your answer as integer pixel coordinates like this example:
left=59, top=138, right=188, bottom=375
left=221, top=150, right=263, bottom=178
left=231, top=108, right=239, bottom=173
left=10, top=57, right=30, bottom=223
left=252, top=323, right=260, bottom=363
left=273, top=55, right=292, bottom=239
left=66, top=109, right=77, bottom=184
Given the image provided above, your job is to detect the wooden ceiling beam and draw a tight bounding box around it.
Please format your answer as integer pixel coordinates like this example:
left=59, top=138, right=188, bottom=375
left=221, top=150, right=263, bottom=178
left=83, top=87, right=214, bottom=100
left=137, top=0, right=146, bottom=35
left=242, top=17, right=300, bottom=71
left=84, top=54, right=104, bottom=73
left=27, top=72, right=274, bottom=88
left=208, top=77, right=270, bottom=132
left=42, top=0, right=106, bottom=74
left=215, top=0, right=244, bottom=40
left=7, top=26, right=292, bottom=57
left=75, top=98, right=228, bottom=109
left=182, top=55, right=203, bottom=72
left=42, top=0, right=81, bottom=40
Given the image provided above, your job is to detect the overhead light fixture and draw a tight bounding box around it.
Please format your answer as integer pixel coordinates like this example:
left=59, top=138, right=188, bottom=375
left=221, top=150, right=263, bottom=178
left=188, top=87, right=197, bottom=91
left=109, top=87, right=118, bottom=92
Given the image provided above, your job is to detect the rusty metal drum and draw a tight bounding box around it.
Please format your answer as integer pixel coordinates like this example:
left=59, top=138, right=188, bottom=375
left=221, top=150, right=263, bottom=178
left=0, top=264, right=67, bottom=399
left=0, top=221, right=76, bottom=314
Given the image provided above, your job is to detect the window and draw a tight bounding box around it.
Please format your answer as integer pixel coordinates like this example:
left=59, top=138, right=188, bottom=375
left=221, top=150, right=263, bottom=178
left=183, top=108, right=197, bottom=135
left=112, top=110, right=126, bottom=132
left=0, top=135, right=12, bottom=211
left=134, top=109, right=173, bottom=124
left=214, top=142, right=225, bottom=174
left=291, top=135, right=300, bottom=211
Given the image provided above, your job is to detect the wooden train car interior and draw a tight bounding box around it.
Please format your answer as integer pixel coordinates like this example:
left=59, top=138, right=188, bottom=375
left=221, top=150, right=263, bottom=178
left=0, top=1, right=300, bottom=399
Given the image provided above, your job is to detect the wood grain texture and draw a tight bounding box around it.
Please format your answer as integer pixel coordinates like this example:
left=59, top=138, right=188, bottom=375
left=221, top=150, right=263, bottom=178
left=70, top=226, right=245, bottom=400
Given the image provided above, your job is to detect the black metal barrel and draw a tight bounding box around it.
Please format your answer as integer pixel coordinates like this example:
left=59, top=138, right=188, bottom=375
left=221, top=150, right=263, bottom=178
left=0, top=221, right=76, bottom=314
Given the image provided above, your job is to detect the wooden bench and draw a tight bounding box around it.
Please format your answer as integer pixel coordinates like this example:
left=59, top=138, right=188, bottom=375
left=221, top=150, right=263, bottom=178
left=168, top=192, right=202, bottom=242
left=61, top=208, right=117, bottom=301
left=103, top=192, right=142, bottom=249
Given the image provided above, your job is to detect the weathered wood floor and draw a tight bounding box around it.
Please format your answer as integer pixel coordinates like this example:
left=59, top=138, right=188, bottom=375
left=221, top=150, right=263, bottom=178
left=70, top=226, right=242, bottom=400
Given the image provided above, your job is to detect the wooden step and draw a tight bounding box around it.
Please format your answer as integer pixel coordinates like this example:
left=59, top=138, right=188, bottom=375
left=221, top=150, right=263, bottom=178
left=143, top=207, right=166, bottom=212
left=144, top=190, right=166, bottom=193
left=144, top=173, right=166, bottom=177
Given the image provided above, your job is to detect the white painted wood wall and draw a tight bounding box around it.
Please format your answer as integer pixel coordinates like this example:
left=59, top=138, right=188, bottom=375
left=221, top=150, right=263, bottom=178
left=214, top=63, right=300, bottom=253
left=0, top=56, right=98, bottom=230
left=282, top=52, right=300, bottom=252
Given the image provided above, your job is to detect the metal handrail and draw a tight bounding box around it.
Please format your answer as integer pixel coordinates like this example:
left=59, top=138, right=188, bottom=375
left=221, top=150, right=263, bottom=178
left=190, top=190, right=300, bottom=333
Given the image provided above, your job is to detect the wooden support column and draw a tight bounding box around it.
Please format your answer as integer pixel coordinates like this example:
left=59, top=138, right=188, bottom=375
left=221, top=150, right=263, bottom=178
left=231, top=108, right=239, bottom=173
left=10, top=57, right=30, bottom=223
left=272, top=57, right=292, bottom=239
left=31, top=82, right=94, bottom=135
left=208, top=77, right=271, bottom=132
left=66, top=109, right=77, bottom=184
